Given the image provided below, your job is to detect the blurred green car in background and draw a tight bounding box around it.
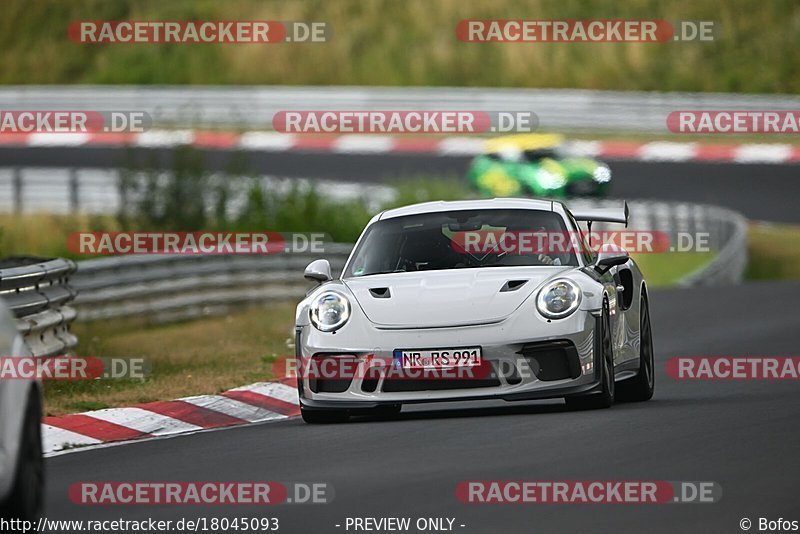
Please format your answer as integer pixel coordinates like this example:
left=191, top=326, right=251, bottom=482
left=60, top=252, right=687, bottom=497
left=467, top=134, right=612, bottom=198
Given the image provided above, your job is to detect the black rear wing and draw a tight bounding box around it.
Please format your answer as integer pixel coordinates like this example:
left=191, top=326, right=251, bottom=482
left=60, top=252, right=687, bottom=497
left=570, top=201, right=629, bottom=227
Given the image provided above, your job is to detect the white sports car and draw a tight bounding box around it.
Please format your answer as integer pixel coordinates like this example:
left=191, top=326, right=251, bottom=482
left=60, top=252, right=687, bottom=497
left=0, top=299, right=43, bottom=519
left=295, top=198, right=654, bottom=423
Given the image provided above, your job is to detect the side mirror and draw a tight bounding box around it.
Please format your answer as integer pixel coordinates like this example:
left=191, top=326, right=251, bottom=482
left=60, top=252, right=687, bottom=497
left=594, top=245, right=629, bottom=274
left=304, top=259, right=332, bottom=284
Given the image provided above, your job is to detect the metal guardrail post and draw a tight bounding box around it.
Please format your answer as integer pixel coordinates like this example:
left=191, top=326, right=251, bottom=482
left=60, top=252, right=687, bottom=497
left=69, top=168, right=80, bottom=213
left=12, top=167, right=22, bottom=214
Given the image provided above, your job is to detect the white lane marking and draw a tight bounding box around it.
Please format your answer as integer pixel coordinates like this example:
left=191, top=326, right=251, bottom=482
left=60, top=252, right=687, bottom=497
left=230, top=382, right=300, bottom=405
left=238, top=132, right=296, bottom=151
left=179, top=395, right=287, bottom=423
left=27, top=133, right=90, bottom=146
left=42, top=424, right=102, bottom=454
left=436, top=137, right=486, bottom=155
left=639, top=142, right=698, bottom=161
left=135, top=129, right=194, bottom=147
left=734, top=143, right=793, bottom=163
left=332, top=135, right=394, bottom=153
left=86, top=407, right=202, bottom=436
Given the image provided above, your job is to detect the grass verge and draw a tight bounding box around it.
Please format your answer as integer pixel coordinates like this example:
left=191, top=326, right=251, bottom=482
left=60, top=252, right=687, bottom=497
left=0, top=213, right=122, bottom=259
left=2, top=0, right=799, bottom=93
left=746, top=222, right=800, bottom=280
left=44, top=303, right=295, bottom=416
left=631, top=251, right=716, bottom=287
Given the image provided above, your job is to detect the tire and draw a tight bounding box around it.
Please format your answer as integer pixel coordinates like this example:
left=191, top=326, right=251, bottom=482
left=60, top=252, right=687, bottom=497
left=0, top=389, right=44, bottom=521
left=300, top=407, right=349, bottom=424
left=566, top=300, right=615, bottom=411
left=617, top=292, right=655, bottom=402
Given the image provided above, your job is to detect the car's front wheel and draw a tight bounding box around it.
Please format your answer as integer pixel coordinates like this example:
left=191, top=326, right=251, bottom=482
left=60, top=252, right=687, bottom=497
left=300, top=407, right=349, bottom=424
left=0, top=389, right=44, bottom=521
left=566, top=300, right=615, bottom=411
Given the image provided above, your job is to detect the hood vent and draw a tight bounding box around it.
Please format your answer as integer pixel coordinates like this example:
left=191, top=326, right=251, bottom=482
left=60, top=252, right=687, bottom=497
left=500, top=280, right=528, bottom=293
left=369, top=287, right=391, bottom=299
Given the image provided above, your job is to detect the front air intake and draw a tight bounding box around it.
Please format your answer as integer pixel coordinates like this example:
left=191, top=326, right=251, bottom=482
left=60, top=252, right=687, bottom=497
left=518, top=340, right=582, bottom=381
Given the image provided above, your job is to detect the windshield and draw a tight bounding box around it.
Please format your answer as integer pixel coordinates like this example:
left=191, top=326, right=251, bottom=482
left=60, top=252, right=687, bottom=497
left=345, top=209, right=579, bottom=277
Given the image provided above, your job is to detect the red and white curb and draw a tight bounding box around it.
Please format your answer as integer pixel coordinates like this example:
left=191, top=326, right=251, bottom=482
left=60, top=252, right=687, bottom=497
left=42, top=377, right=299, bottom=456
left=1, top=130, right=799, bottom=164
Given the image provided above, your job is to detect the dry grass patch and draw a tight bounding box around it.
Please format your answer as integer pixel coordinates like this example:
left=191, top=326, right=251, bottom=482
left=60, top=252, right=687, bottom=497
left=746, top=223, right=800, bottom=280
left=44, top=303, right=297, bottom=416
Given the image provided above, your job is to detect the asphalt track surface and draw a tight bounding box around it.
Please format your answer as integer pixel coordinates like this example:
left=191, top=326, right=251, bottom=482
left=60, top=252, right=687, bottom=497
left=45, top=280, right=800, bottom=534
left=14, top=145, right=797, bottom=531
left=1, top=146, right=799, bottom=222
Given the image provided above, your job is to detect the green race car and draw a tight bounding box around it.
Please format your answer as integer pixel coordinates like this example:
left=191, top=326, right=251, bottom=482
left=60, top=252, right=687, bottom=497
left=467, top=134, right=611, bottom=198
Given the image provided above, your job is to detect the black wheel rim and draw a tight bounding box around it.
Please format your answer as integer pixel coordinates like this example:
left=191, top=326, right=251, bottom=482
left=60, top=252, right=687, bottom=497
left=603, top=303, right=614, bottom=398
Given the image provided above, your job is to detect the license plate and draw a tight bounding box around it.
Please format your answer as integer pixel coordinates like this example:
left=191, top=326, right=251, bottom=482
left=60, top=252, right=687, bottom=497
left=393, top=348, right=482, bottom=370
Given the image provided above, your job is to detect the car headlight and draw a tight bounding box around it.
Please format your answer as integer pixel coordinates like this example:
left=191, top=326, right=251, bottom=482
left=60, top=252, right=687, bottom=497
left=536, top=279, right=581, bottom=319
left=310, top=291, right=351, bottom=331
left=592, top=165, right=611, bottom=183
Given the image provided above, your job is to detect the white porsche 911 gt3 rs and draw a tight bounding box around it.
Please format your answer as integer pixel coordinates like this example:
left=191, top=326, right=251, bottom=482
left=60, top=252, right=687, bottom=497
left=295, top=198, right=654, bottom=423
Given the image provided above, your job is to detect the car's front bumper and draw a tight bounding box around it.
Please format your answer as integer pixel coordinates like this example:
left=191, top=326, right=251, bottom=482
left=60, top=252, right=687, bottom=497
left=296, top=310, right=602, bottom=409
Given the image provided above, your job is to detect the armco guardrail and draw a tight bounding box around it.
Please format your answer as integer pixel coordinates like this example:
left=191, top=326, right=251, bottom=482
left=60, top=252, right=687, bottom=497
left=70, top=200, right=748, bottom=323
left=675, top=206, right=749, bottom=287
left=71, top=245, right=353, bottom=322
left=2, top=86, right=800, bottom=133
left=0, top=257, right=78, bottom=357
left=0, top=167, right=395, bottom=215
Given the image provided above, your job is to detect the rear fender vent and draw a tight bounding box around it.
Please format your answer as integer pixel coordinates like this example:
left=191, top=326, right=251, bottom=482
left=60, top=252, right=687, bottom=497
left=500, top=280, right=528, bottom=293
left=369, top=287, right=391, bottom=298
